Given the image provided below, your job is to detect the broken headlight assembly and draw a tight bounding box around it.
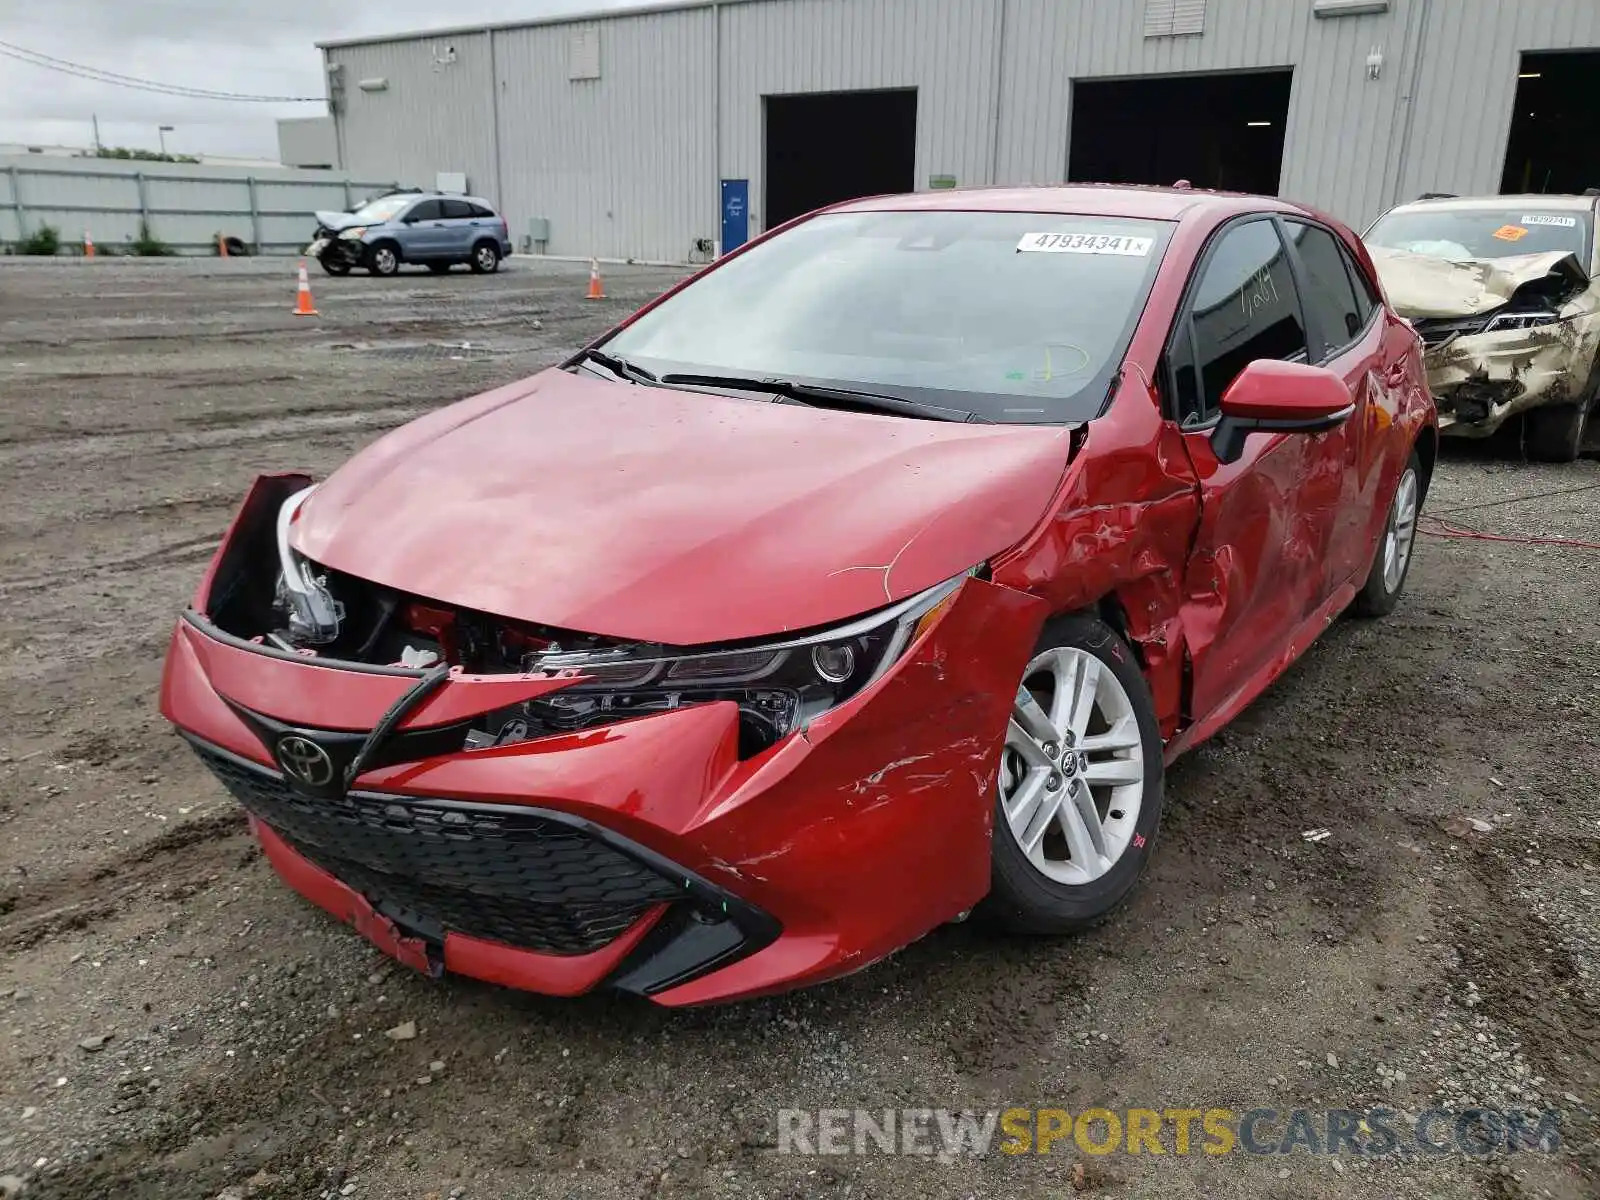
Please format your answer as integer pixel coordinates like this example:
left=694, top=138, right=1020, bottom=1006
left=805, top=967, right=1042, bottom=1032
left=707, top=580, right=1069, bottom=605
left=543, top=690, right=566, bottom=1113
left=1482, top=309, right=1563, bottom=333
left=272, top=486, right=344, bottom=646
left=475, top=570, right=976, bottom=758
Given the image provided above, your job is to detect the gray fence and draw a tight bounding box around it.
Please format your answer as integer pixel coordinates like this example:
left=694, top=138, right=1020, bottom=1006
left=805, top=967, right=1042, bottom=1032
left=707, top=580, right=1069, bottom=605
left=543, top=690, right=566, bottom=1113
left=0, top=156, right=398, bottom=256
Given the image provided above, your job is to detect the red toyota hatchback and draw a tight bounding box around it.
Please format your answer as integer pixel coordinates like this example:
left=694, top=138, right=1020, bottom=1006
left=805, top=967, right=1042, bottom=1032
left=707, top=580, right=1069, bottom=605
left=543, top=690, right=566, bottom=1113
left=161, top=186, right=1434, bottom=1005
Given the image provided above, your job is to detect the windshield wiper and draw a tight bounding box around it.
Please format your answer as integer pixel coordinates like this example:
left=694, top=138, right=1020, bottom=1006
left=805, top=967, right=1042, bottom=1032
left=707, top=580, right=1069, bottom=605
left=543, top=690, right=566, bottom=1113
left=657, top=372, right=987, bottom=423
left=573, top=347, right=659, bottom=385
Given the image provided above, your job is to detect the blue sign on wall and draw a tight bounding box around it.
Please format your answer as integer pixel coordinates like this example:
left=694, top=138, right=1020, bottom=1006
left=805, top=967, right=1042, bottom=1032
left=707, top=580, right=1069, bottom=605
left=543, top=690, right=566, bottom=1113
left=721, top=179, right=750, bottom=254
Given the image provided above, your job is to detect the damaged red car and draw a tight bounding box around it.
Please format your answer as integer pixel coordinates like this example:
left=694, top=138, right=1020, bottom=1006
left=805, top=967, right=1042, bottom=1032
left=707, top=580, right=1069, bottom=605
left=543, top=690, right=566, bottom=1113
left=160, top=186, right=1435, bottom=1005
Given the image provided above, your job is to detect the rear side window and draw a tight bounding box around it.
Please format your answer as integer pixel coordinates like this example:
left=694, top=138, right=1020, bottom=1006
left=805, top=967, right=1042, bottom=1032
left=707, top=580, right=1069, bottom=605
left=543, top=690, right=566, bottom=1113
left=468, top=202, right=497, bottom=219
left=1341, top=244, right=1380, bottom=322
left=441, top=199, right=474, bottom=220
left=1284, top=221, right=1367, bottom=355
left=1177, top=219, right=1308, bottom=421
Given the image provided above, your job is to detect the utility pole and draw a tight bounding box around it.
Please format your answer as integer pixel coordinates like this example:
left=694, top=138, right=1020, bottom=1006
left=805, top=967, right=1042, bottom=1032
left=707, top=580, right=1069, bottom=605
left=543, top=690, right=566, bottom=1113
left=92, top=114, right=101, bottom=154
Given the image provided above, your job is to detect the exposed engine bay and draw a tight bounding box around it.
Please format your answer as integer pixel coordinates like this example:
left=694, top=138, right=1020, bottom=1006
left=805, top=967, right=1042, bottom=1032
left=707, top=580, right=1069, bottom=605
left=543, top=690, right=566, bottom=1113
left=1369, top=246, right=1600, bottom=440
left=202, top=476, right=953, bottom=759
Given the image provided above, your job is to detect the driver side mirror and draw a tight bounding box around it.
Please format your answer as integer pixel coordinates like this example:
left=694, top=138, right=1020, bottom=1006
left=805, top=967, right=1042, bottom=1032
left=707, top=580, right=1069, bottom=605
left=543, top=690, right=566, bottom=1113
left=1212, top=359, right=1355, bottom=464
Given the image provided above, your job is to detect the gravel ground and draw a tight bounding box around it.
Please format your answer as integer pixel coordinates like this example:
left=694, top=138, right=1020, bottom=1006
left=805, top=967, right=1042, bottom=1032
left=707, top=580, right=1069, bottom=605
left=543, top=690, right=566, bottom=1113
left=0, top=256, right=1596, bottom=1200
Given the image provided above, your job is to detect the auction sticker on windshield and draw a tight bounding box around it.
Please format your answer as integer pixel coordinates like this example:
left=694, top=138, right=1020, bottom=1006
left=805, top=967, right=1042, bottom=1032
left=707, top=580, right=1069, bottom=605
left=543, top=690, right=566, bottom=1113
left=1017, top=232, right=1154, bottom=256
left=1522, top=214, right=1577, bottom=227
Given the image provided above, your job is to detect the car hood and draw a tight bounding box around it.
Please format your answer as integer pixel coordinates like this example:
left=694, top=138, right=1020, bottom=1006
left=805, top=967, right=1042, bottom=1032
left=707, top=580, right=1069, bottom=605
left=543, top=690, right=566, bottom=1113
left=314, top=210, right=362, bottom=231
left=1370, top=246, right=1591, bottom=319
left=292, top=370, right=1073, bottom=645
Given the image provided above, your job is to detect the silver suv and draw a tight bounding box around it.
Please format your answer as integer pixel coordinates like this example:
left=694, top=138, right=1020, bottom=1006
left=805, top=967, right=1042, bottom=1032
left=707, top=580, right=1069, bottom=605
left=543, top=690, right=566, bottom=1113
left=308, top=190, right=513, bottom=277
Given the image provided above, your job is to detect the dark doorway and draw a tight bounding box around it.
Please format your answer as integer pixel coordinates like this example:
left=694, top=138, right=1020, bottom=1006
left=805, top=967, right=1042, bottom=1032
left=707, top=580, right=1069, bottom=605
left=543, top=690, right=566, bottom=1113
left=1500, top=50, right=1600, bottom=194
left=764, top=89, right=917, bottom=229
left=1068, top=70, right=1292, bottom=196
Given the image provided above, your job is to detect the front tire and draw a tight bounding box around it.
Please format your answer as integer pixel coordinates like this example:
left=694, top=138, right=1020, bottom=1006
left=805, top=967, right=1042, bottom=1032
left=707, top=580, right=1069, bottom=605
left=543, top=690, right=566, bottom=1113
left=319, top=255, right=351, bottom=277
left=367, top=243, right=400, bottom=277
left=1351, top=452, right=1421, bottom=618
left=1526, top=402, right=1589, bottom=463
left=983, top=613, right=1164, bottom=934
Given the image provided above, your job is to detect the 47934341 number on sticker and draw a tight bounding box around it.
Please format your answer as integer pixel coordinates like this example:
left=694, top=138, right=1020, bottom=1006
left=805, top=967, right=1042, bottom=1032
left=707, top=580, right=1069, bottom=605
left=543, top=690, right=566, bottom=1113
left=1017, top=232, right=1154, bottom=256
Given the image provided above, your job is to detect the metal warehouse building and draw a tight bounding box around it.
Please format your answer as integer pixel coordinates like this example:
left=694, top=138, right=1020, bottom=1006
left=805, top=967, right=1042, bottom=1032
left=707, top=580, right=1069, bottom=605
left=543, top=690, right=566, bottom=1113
left=294, top=0, right=1600, bottom=263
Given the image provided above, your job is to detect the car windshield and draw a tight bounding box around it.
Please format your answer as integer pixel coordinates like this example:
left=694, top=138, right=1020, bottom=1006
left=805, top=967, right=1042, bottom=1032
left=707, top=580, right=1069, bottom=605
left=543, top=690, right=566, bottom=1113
left=1367, top=207, right=1591, bottom=262
left=350, top=195, right=416, bottom=223
left=602, top=210, right=1173, bottom=423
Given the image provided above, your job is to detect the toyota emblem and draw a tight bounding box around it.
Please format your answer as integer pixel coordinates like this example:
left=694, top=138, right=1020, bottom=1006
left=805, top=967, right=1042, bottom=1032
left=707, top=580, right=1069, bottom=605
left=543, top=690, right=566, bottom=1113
left=276, top=735, right=335, bottom=787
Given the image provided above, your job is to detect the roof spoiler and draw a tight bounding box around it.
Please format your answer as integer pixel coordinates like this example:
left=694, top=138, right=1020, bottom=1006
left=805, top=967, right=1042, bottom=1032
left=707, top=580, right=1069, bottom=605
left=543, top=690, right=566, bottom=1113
left=1416, top=192, right=1457, bottom=200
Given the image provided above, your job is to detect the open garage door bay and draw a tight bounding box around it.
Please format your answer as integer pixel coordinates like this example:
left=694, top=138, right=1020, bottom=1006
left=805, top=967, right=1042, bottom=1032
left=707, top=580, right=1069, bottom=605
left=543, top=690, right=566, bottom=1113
left=764, top=89, right=917, bottom=231
left=1069, top=70, right=1293, bottom=197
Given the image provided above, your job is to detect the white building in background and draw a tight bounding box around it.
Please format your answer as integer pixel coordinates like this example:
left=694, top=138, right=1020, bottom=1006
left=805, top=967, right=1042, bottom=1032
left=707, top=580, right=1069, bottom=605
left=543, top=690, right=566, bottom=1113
left=280, top=0, right=1600, bottom=262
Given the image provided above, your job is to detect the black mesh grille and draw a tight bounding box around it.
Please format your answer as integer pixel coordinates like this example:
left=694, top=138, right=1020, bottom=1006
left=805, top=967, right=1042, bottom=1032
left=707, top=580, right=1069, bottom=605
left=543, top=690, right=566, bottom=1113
left=193, top=745, right=679, bottom=955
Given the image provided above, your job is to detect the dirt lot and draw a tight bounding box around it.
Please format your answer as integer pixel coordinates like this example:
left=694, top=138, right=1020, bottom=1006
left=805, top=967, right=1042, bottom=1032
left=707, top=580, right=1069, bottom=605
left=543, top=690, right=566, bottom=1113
left=0, top=257, right=1596, bottom=1200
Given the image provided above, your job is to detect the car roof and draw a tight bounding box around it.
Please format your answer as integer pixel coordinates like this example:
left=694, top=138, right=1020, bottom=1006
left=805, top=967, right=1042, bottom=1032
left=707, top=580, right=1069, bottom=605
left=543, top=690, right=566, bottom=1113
left=380, top=192, right=495, bottom=206
left=833, top=183, right=1307, bottom=224
left=1384, top=193, right=1599, bottom=216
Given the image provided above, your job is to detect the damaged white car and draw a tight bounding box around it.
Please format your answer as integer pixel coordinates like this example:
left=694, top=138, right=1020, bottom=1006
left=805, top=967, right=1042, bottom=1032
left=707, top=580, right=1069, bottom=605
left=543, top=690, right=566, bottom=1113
left=1367, top=193, right=1600, bottom=461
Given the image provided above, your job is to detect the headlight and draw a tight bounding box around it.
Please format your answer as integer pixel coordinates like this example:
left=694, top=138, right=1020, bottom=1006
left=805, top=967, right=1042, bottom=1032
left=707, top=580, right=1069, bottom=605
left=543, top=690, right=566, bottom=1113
left=487, top=570, right=977, bottom=757
left=1483, top=310, right=1561, bottom=333
left=338, top=226, right=369, bottom=240
left=273, top=486, right=343, bottom=644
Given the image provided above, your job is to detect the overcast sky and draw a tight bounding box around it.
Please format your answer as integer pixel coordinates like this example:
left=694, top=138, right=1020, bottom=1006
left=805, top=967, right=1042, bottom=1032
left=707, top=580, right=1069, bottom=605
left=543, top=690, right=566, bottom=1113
left=0, top=0, right=638, bottom=159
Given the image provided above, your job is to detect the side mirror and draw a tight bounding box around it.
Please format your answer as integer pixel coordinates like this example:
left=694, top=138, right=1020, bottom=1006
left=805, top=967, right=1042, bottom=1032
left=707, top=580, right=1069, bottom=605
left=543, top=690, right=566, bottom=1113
left=1212, top=359, right=1354, bottom=464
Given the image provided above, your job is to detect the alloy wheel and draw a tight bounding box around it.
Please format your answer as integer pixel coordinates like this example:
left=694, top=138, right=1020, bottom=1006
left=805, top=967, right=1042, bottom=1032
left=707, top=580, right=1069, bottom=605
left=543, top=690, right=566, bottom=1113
left=372, top=247, right=397, bottom=275
left=999, top=646, right=1146, bottom=886
left=1383, top=467, right=1419, bottom=593
left=475, top=245, right=498, bottom=272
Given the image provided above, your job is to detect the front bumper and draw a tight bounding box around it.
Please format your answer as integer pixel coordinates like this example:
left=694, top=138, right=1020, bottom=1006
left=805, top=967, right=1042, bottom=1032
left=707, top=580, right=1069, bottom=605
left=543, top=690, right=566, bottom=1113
left=1423, top=320, right=1597, bottom=436
left=160, top=579, right=1045, bottom=1004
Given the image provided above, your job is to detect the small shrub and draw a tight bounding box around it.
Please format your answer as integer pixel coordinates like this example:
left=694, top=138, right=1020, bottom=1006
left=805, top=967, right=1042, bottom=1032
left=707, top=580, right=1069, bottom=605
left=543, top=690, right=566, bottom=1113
left=18, top=225, right=60, bottom=256
left=131, top=220, right=172, bottom=257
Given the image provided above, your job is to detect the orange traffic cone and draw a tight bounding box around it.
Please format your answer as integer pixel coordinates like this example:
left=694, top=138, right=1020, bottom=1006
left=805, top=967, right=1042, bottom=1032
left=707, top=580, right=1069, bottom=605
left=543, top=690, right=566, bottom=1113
left=293, top=260, right=319, bottom=317
left=585, top=258, right=605, bottom=300
left=83, top=231, right=95, bottom=259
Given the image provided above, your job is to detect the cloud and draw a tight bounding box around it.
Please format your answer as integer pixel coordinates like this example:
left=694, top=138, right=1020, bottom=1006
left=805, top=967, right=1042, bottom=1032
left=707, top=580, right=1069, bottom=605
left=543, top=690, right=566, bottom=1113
left=0, top=0, right=638, bottom=158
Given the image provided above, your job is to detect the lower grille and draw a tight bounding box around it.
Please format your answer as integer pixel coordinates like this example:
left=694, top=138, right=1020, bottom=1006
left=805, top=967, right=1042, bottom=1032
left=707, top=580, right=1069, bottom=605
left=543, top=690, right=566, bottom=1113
left=1414, top=314, right=1489, bottom=346
left=193, top=745, right=679, bottom=955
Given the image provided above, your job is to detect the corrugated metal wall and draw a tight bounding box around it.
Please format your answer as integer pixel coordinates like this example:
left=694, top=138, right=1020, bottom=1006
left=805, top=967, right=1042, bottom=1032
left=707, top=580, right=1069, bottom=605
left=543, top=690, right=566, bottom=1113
left=995, top=0, right=1422, bottom=225
left=495, top=9, right=719, bottom=262
left=719, top=0, right=1001, bottom=233
left=334, top=32, right=497, bottom=200
left=322, top=0, right=1600, bottom=262
left=1397, top=0, right=1600, bottom=203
